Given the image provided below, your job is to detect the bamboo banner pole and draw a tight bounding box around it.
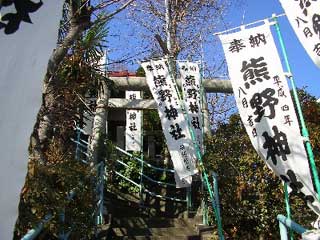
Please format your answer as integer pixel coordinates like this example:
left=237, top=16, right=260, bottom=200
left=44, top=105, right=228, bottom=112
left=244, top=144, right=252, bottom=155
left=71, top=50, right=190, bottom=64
left=167, top=59, right=224, bottom=240
left=199, top=61, right=209, bottom=225
left=139, top=112, right=144, bottom=206
left=272, top=15, right=320, bottom=200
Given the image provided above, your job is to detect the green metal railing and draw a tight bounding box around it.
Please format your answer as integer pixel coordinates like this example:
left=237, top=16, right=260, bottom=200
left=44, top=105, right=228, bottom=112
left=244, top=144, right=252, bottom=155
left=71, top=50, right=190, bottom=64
left=113, top=145, right=189, bottom=204
left=277, top=214, right=308, bottom=240
left=116, top=159, right=176, bottom=187
left=115, top=146, right=175, bottom=173
left=73, top=127, right=190, bottom=216
left=21, top=214, right=53, bottom=240
left=21, top=190, right=76, bottom=240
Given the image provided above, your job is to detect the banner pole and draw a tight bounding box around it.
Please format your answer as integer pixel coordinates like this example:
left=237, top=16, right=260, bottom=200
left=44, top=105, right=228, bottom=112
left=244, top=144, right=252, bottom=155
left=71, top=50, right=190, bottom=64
left=75, top=125, right=81, bottom=160
left=139, top=107, right=144, bottom=206
left=168, top=60, right=224, bottom=240
left=272, top=14, right=320, bottom=200
left=199, top=60, right=208, bottom=224
left=284, top=183, right=293, bottom=240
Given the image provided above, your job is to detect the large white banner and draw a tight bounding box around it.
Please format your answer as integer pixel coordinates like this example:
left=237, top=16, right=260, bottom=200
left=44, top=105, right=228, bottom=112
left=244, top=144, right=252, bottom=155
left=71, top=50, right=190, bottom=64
left=279, top=0, right=320, bottom=68
left=178, top=61, right=203, bottom=152
left=0, top=1, right=64, bottom=239
left=141, top=59, right=198, bottom=184
left=125, top=91, right=142, bottom=152
left=219, top=23, right=320, bottom=215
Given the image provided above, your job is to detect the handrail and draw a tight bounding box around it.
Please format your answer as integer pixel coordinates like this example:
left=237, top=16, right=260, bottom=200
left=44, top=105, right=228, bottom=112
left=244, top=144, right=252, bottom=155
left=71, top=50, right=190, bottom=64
left=21, top=214, right=53, bottom=240
left=116, top=159, right=176, bottom=187
left=115, top=146, right=175, bottom=173
left=277, top=214, right=310, bottom=240
left=277, top=214, right=307, bottom=235
left=114, top=171, right=141, bottom=188
left=70, top=138, right=88, bottom=149
left=114, top=170, right=186, bottom=203
left=73, top=129, right=187, bottom=208
left=21, top=191, right=76, bottom=240
left=96, top=162, right=105, bottom=225
left=142, top=173, right=176, bottom=187
left=144, top=189, right=187, bottom=202
left=211, top=171, right=223, bottom=239
left=80, top=139, right=89, bottom=145
left=79, top=149, right=89, bottom=157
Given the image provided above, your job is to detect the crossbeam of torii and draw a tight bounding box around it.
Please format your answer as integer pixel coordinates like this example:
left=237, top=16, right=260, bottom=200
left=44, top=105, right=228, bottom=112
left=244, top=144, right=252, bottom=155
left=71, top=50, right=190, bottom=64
left=109, top=76, right=232, bottom=93
left=108, top=76, right=232, bottom=134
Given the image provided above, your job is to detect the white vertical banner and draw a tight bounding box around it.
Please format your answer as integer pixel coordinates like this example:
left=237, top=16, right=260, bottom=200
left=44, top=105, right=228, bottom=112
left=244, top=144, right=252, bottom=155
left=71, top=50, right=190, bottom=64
left=219, top=23, right=320, bottom=215
left=0, top=1, right=64, bottom=239
left=279, top=0, right=320, bottom=67
left=141, top=59, right=198, bottom=187
left=178, top=61, right=203, bottom=152
left=125, top=91, right=142, bottom=152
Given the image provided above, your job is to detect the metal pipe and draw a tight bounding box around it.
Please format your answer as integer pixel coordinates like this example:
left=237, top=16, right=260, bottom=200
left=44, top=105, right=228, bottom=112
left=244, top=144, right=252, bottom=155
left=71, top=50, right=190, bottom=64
left=212, top=172, right=222, bottom=224
left=284, top=183, right=293, bottom=240
left=277, top=214, right=307, bottom=235
left=116, top=159, right=176, bottom=187
left=75, top=125, right=81, bottom=160
left=115, top=146, right=175, bottom=173
left=144, top=189, right=187, bottom=202
left=139, top=112, right=144, bottom=205
left=213, top=13, right=286, bottom=36
left=114, top=171, right=187, bottom=202
left=279, top=220, right=289, bottom=240
left=273, top=15, right=320, bottom=200
left=21, top=214, right=52, bottom=240
left=97, top=162, right=104, bottom=225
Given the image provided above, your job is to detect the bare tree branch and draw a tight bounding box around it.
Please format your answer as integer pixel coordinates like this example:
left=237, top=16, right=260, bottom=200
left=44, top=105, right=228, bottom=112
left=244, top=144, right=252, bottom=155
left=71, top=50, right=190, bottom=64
left=155, top=34, right=169, bottom=55
left=93, top=0, right=135, bottom=23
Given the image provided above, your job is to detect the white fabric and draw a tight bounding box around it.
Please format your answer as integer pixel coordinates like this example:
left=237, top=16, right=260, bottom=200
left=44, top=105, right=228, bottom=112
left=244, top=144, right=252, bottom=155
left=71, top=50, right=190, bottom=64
left=0, top=1, right=64, bottom=239
left=219, top=23, right=320, bottom=215
left=279, top=0, right=320, bottom=67
left=174, top=173, right=192, bottom=188
left=141, top=59, right=198, bottom=184
left=302, top=230, right=320, bottom=240
left=178, top=61, right=203, bottom=153
left=125, top=91, right=142, bottom=152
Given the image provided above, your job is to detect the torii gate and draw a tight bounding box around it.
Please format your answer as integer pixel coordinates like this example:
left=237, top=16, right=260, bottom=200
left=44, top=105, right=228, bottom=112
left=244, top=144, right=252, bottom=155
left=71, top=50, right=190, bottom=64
left=108, top=76, right=232, bottom=134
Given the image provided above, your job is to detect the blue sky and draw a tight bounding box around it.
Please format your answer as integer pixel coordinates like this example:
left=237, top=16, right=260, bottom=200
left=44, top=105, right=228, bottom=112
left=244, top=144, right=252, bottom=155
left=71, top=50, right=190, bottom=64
left=107, top=1, right=319, bottom=98
left=223, top=0, right=320, bottom=98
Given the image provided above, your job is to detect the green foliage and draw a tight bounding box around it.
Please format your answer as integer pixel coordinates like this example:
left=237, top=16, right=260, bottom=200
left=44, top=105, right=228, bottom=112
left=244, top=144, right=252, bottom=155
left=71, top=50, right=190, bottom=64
left=204, top=88, right=320, bottom=239
left=117, top=153, right=142, bottom=193
left=77, top=14, right=108, bottom=64
left=204, top=115, right=284, bottom=239
left=135, top=66, right=146, bottom=77
left=15, top=141, right=96, bottom=239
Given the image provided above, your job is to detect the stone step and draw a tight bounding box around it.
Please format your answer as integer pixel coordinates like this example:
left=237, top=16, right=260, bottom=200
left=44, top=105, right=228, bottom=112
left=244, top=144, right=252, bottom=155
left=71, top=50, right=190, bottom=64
left=111, top=226, right=199, bottom=237
left=112, top=217, right=198, bottom=229
left=111, top=236, right=200, bottom=240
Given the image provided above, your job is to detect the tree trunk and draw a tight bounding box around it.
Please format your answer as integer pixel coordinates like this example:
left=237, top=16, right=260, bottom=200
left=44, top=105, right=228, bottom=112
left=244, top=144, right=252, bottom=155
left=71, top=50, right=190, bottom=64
left=28, top=4, right=90, bottom=166
left=28, top=78, right=58, bottom=165
left=89, top=79, right=110, bottom=164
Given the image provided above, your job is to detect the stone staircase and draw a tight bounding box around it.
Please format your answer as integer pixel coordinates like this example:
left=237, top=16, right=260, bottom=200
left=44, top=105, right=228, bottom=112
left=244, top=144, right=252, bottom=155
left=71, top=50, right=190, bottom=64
left=110, top=217, right=201, bottom=239
left=104, top=187, right=215, bottom=240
